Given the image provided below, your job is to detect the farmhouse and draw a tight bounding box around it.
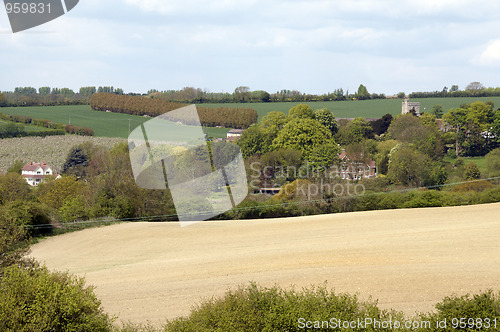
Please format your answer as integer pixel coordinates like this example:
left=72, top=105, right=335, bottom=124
left=402, top=98, right=421, bottom=116
left=21, top=162, right=60, bottom=186
left=337, top=151, right=377, bottom=180
left=226, top=129, right=244, bottom=142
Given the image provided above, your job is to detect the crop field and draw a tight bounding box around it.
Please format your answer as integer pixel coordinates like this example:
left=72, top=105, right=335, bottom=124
left=30, top=202, right=500, bottom=325
left=0, top=136, right=125, bottom=172
left=2, top=97, right=499, bottom=138
left=0, top=106, right=230, bottom=139
left=200, top=96, right=500, bottom=120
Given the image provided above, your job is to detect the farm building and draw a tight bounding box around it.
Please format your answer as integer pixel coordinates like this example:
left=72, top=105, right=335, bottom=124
left=22, top=162, right=60, bottom=186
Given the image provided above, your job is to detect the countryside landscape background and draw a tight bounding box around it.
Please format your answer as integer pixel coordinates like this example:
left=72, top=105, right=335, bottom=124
left=1, top=83, right=500, bottom=330
left=2, top=0, right=500, bottom=329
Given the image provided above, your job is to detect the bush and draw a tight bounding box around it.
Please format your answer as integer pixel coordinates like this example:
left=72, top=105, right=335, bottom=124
left=164, top=283, right=401, bottom=332
left=0, top=265, right=114, bottom=332
left=420, top=290, right=500, bottom=331
left=451, top=180, right=495, bottom=192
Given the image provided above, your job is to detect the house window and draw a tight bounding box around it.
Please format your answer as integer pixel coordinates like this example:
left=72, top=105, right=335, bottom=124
left=37, top=171, right=41, bottom=174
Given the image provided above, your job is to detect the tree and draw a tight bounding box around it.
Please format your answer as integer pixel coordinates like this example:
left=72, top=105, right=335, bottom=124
left=288, top=104, right=314, bottom=119
left=259, top=111, right=289, bottom=142
left=336, top=117, right=373, bottom=146
left=0, top=92, right=5, bottom=106
left=466, top=81, right=485, bottom=92
left=0, top=173, right=31, bottom=204
left=272, top=118, right=334, bottom=159
left=443, top=102, right=495, bottom=156
left=237, top=126, right=268, bottom=158
left=356, top=84, right=370, bottom=100
left=371, top=114, right=393, bottom=136
left=450, top=85, right=459, bottom=92
left=234, top=86, right=250, bottom=102
left=388, top=146, right=432, bottom=187
left=309, top=143, right=340, bottom=169
left=388, top=114, right=444, bottom=159
left=36, top=176, right=86, bottom=209
left=464, top=162, right=481, bottom=180
left=313, top=108, right=338, bottom=135
left=432, top=104, right=443, bottom=118
left=62, top=146, right=89, bottom=175
left=0, top=207, right=29, bottom=270
left=7, top=160, right=24, bottom=174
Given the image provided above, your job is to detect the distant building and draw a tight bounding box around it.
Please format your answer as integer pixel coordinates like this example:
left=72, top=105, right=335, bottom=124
left=21, top=162, right=60, bottom=186
left=402, top=98, right=421, bottom=116
left=226, top=129, right=244, bottom=142
left=337, top=151, right=377, bottom=180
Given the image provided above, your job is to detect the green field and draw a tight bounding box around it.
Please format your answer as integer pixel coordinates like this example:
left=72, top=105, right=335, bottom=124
left=1, top=96, right=499, bottom=138
left=199, top=96, right=500, bottom=121
left=0, top=106, right=230, bottom=139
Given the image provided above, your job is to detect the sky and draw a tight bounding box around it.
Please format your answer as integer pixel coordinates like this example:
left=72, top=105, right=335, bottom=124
left=1, top=0, right=500, bottom=95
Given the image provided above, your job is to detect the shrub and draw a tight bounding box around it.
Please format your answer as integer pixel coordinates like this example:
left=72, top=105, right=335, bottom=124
left=451, top=180, right=495, bottom=192
left=0, top=265, right=114, bottom=332
left=164, top=283, right=401, bottom=332
left=419, top=290, right=500, bottom=332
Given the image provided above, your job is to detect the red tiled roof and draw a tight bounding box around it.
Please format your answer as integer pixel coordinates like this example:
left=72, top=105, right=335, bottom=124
left=22, top=162, right=50, bottom=172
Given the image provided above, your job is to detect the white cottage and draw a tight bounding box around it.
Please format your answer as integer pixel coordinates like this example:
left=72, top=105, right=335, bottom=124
left=21, top=162, right=60, bottom=186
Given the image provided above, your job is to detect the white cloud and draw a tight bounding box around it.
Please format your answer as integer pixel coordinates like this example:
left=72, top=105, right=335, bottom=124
left=477, top=39, right=500, bottom=66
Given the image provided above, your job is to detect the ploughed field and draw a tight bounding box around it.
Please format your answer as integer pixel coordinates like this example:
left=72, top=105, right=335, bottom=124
left=30, top=203, right=500, bottom=325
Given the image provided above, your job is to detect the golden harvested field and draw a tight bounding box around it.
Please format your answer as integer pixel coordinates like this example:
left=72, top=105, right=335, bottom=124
left=31, top=203, right=500, bottom=325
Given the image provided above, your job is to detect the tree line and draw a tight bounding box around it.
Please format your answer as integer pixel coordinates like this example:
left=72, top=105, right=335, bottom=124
left=409, top=82, right=500, bottom=98
left=0, top=86, right=126, bottom=107
left=0, top=112, right=94, bottom=136
left=90, top=93, right=258, bottom=129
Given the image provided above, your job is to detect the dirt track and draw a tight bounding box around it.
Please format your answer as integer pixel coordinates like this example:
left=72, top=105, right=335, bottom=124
left=30, top=203, right=500, bottom=325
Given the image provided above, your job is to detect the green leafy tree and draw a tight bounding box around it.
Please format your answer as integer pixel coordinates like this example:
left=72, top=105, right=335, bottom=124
left=0, top=173, right=31, bottom=204
left=313, top=108, right=338, bottom=135
left=355, top=84, right=370, bottom=100
left=6, top=160, right=24, bottom=174
left=0, top=92, right=5, bottom=106
left=388, top=146, right=432, bottom=187
left=336, top=117, right=373, bottom=146
left=272, top=118, right=334, bottom=159
left=443, top=102, right=494, bottom=156
left=237, top=126, right=269, bottom=158
left=388, top=114, right=444, bottom=159
left=432, top=104, right=443, bottom=118
left=36, top=176, right=85, bottom=209
left=464, top=162, right=481, bottom=180
left=0, top=207, right=29, bottom=270
left=309, top=143, right=340, bottom=169
left=288, top=104, right=314, bottom=119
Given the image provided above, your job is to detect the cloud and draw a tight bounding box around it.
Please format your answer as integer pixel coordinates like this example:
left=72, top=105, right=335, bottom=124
left=477, top=39, right=500, bottom=66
